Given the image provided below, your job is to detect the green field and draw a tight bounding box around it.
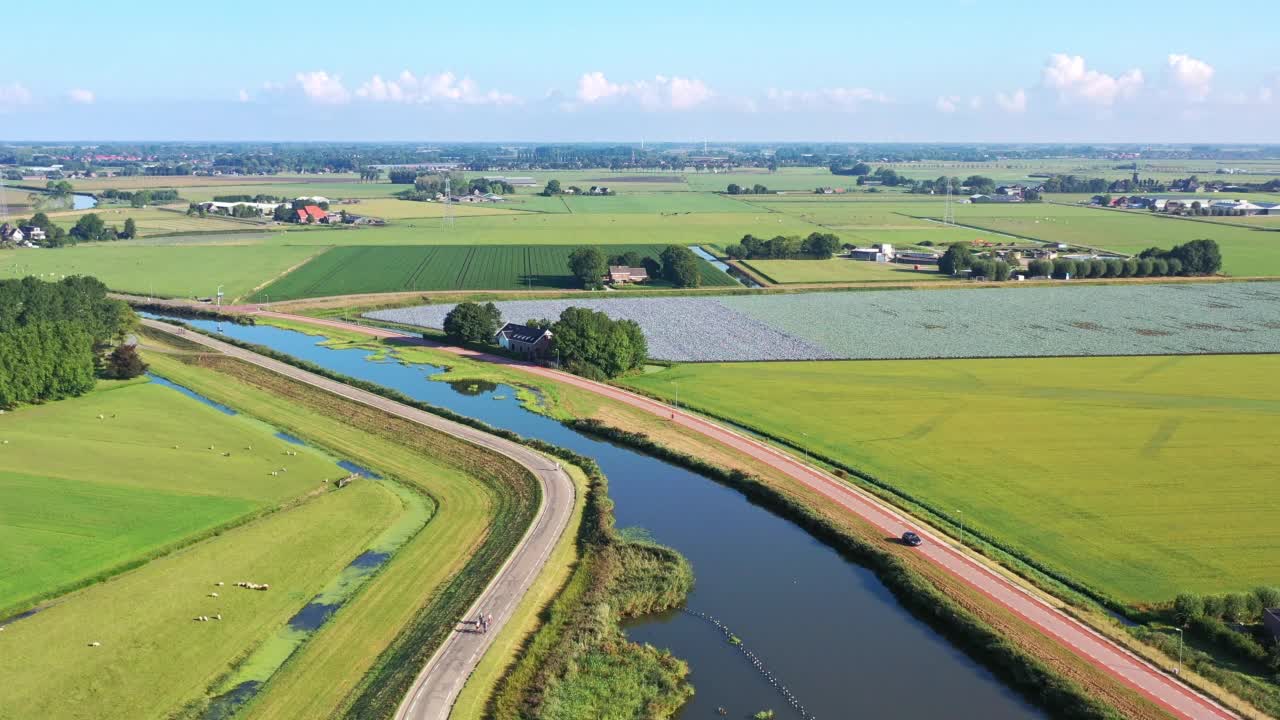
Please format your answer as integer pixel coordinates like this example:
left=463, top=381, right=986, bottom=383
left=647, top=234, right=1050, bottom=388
left=561, top=192, right=754, bottom=214
left=940, top=203, right=1280, bottom=276
left=744, top=257, right=952, bottom=284
left=0, top=379, right=342, bottom=614
left=0, top=244, right=322, bottom=300
left=620, top=354, right=1280, bottom=603
left=254, top=244, right=738, bottom=300
left=46, top=206, right=265, bottom=236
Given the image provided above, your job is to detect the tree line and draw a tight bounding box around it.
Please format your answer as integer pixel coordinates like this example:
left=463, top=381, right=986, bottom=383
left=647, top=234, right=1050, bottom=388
left=440, top=302, right=647, bottom=380
left=0, top=276, right=139, bottom=408
left=940, top=238, right=1221, bottom=280
left=723, top=232, right=841, bottom=260
left=6, top=212, right=138, bottom=247
left=99, top=188, right=180, bottom=206
left=725, top=183, right=769, bottom=195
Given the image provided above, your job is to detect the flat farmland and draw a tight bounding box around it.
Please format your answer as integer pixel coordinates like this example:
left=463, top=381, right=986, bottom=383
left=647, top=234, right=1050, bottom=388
left=735, top=198, right=945, bottom=229
left=0, top=244, right=321, bottom=299
left=174, top=182, right=397, bottom=203
left=268, top=212, right=827, bottom=246
left=945, top=203, right=1280, bottom=276
left=372, top=282, right=1280, bottom=361
left=337, top=198, right=526, bottom=220
left=561, top=192, right=754, bottom=214
left=69, top=174, right=363, bottom=192
left=254, top=244, right=737, bottom=300
left=744, top=258, right=952, bottom=284
left=619, top=353, right=1280, bottom=603
left=47, top=207, right=261, bottom=236
left=0, top=380, right=342, bottom=614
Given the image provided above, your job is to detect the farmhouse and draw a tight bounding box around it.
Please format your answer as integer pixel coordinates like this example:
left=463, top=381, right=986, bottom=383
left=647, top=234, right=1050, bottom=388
left=1, top=224, right=24, bottom=243
left=295, top=205, right=328, bottom=223
left=495, top=322, right=553, bottom=359
left=18, top=225, right=46, bottom=242
left=607, top=266, right=650, bottom=284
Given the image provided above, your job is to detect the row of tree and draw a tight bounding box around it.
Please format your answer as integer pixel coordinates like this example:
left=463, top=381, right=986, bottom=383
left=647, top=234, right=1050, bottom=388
left=9, top=212, right=138, bottom=246
left=940, top=238, right=1221, bottom=279
left=725, top=183, right=769, bottom=195
left=568, top=245, right=703, bottom=289
left=99, top=188, right=180, bottom=206
left=440, top=302, right=647, bottom=380
left=0, top=276, right=137, bottom=408
left=723, top=232, right=841, bottom=260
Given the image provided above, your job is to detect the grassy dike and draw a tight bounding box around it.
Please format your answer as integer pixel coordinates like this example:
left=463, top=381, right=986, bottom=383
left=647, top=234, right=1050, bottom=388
left=140, top=340, right=537, bottom=719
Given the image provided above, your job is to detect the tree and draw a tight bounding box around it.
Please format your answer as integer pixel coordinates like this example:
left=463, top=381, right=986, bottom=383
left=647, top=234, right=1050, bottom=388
left=540, top=179, right=563, bottom=197
left=726, top=183, right=742, bottom=195
left=104, top=343, right=147, bottom=379
left=992, top=260, right=1012, bottom=281
left=550, top=306, right=647, bottom=379
left=568, top=246, right=607, bottom=290
left=1222, top=593, right=1251, bottom=623
left=1052, top=259, right=1078, bottom=279
left=1104, top=259, right=1124, bottom=278
left=801, top=232, right=841, bottom=259
left=851, top=162, right=871, bottom=176
left=121, top=217, right=138, bottom=240
left=70, top=213, right=107, bottom=242
left=660, top=245, right=702, bottom=288
left=1168, top=239, right=1221, bottom=275
left=1173, top=593, right=1205, bottom=625
left=938, top=244, right=972, bottom=275
left=442, top=302, right=502, bottom=344
left=1028, top=259, right=1053, bottom=277
left=608, top=250, right=644, bottom=268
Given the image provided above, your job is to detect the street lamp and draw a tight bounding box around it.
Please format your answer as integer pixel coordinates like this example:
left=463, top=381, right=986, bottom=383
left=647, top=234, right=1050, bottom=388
left=215, top=284, right=224, bottom=308
left=1175, top=628, right=1183, bottom=675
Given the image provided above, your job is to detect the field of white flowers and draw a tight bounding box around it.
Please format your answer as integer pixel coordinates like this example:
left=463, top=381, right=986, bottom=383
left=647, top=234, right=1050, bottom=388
left=367, top=282, right=1280, bottom=361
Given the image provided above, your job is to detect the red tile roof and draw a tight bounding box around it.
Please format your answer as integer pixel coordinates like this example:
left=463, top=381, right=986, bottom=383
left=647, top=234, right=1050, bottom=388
left=304, top=205, right=326, bottom=220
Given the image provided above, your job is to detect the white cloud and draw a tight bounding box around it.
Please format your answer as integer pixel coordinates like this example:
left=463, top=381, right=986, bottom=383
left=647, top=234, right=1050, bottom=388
left=765, top=86, right=888, bottom=112
left=355, top=71, right=518, bottom=105
left=0, top=82, right=33, bottom=108
left=1042, top=54, right=1143, bottom=105
left=296, top=71, right=350, bottom=104
left=238, top=89, right=250, bottom=102
left=996, top=89, right=1028, bottom=113
left=935, top=95, right=958, bottom=113
left=68, top=88, right=95, bottom=104
left=574, top=72, right=712, bottom=110
left=1167, top=54, right=1214, bottom=101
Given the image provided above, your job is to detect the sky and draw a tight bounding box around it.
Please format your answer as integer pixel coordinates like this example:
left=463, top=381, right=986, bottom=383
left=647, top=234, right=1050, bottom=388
left=2, top=0, right=1278, bottom=143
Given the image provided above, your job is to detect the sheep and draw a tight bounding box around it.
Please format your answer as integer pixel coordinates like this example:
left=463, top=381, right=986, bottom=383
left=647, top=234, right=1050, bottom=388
left=215, top=581, right=224, bottom=587
left=208, top=445, right=215, bottom=450
left=97, top=414, right=104, bottom=420
left=209, top=592, right=219, bottom=598
left=214, top=614, right=222, bottom=621
left=89, top=641, right=101, bottom=647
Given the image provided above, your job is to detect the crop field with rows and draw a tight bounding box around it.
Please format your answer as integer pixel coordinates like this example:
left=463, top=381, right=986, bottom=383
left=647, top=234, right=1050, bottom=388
left=370, top=281, right=1280, bottom=361
left=254, top=244, right=738, bottom=300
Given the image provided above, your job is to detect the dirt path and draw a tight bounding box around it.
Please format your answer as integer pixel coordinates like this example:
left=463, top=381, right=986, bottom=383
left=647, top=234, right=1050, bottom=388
left=261, top=311, right=1239, bottom=720
left=138, top=318, right=576, bottom=720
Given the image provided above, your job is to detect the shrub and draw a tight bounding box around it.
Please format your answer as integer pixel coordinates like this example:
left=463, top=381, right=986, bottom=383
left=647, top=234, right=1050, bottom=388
left=1150, top=258, right=1168, bottom=276
left=1104, top=259, right=1123, bottom=277
left=1052, top=259, right=1077, bottom=279
left=1203, top=594, right=1225, bottom=618
left=1027, top=259, right=1053, bottom=277
left=1253, top=586, right=1280, bottom=610
left=1089, top=259, right=1107, bottom=278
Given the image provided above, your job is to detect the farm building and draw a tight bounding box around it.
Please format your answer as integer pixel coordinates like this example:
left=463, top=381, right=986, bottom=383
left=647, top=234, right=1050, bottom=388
left=607, top=266, right=649, bottom=284
left=969, top=194, right=1022, bottom=203
left=294, top=196, right=330, bottom=205
left=18, top=225, right=46, bottom=242
left=850, top=244, right=895, bottom=263
left=495, top=323, right=553, bottom=359
left=1, top=224, right=25, bottom=243
left=894, top=251, right=940, bottom=265
left=295, top=205, right=328, bottom=223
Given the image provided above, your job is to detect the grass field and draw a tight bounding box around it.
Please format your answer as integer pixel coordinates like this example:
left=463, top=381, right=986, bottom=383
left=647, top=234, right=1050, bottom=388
left=619, top=354, right=1280, bottom=603
left=0, top=244, right=322, bottom=300
left=561, top=192, right=755, bottom=214
left=0, top=479, right=399, bottom=720
left=336, top=198, right=526, bottom=220
left=743, top=258, right=951, bottom=284
left=47, top=206, right=261, bottom=236
left=0, top=379, right=342, bottom=614
left=253, top=244, right=738, bottom=300
left=940, top=203, right=1280, bottom=277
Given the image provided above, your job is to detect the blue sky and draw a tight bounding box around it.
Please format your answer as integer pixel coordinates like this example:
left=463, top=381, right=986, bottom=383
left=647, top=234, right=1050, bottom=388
left=3, top=0, right=1278, bottom=142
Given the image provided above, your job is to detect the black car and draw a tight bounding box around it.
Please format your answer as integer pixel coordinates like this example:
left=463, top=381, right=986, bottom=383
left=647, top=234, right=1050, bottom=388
left=901, top=531, right=923, bottom=547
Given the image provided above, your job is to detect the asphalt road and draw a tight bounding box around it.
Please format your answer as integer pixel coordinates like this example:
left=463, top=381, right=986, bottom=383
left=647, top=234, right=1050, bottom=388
left=140, top=318, right=576, bottom=720
left=265, top=312, right=1239, bottom=720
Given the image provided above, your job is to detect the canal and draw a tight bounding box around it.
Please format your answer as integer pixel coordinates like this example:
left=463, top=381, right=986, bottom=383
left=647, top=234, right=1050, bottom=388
left=158, top=316, right=1041, bottom=719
